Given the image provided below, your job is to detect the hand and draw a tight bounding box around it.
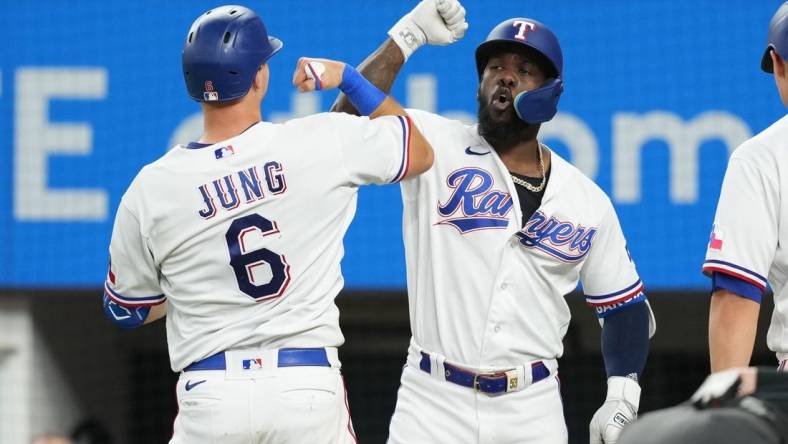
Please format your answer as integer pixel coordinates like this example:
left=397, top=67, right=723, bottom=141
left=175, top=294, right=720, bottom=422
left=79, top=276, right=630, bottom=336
left=292, top=58, right=345, bottom=93
left=589, top=377, right=641, bottom=444
left=388, top=0, right=468, bottom=61
left=690, top=367, right=758, bottom=408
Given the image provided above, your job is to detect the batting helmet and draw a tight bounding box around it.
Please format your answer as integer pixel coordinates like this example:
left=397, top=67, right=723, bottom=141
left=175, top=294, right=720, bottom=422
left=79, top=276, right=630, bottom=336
left=182, top=5, right=283, bottom=103
left=475, top=18, right=563, bottom=124
left=762, top=2, right=788, bottom=73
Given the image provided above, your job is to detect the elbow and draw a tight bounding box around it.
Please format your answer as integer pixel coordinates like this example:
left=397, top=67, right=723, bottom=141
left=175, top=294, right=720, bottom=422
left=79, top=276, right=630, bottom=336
left=422, top=144, right=434, bottom=172
left=102, top=293, right=150, bottom=329
left=409, top=142, right=434, bottom=177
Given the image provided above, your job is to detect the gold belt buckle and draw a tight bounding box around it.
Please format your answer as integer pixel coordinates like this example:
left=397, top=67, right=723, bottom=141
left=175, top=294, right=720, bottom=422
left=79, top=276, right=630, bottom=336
left=473, top=373, right=481, bottom=392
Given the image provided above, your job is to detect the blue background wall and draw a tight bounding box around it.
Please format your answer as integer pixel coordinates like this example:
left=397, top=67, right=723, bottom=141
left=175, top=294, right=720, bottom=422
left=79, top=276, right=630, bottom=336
left=0, top=0, right=784, bottom=290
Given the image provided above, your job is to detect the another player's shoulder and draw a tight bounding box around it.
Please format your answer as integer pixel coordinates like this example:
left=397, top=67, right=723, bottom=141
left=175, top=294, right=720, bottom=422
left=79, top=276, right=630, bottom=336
left=731, top=114, right=788, bottom=165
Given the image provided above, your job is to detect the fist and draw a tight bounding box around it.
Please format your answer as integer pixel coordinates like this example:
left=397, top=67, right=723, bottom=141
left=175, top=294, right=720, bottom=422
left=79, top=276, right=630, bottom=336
left=590, top=376, right=641, bottom=444
left=388, top=0, right=468, bottom=60
left=417, top=0, right=468, bottom=45
left=292, top=57, right=345, bottom=92
left=589, top=399, right=637, bottom=444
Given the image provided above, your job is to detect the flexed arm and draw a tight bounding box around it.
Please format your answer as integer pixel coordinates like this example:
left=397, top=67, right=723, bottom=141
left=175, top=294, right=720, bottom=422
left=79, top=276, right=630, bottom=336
left=293, top=58, right=433, bottom=178
left=331, top=0, right=468, bottom=115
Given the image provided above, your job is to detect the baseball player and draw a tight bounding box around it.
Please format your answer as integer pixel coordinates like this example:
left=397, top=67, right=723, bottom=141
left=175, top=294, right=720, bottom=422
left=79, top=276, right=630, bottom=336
left=101, top=5, right=433, bottom=444
left=704, top=2, right=788, bottom=373
left=332, top=2, right=655, bottom=443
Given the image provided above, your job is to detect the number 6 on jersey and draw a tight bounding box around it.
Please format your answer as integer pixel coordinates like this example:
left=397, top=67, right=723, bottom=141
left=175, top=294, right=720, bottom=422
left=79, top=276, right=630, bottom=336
left=224, top=213, right=291, bottom=301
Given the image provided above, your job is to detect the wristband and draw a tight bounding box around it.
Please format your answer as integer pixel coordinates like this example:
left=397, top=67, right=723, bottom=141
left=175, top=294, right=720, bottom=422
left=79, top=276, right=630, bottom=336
left=339, top=65, right=387, bottom=116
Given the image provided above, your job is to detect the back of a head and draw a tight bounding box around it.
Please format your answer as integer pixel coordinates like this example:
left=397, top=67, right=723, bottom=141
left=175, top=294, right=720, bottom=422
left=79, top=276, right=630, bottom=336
left=182, top=5, right=283, bottom=103
left=762, top=1, right=788, bottom=73
left=619, top=402, right=787, bottom=444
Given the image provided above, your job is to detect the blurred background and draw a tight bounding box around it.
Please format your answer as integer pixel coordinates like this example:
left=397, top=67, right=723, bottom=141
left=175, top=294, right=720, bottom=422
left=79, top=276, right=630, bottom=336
left=0, top=0, right=785, bottom=443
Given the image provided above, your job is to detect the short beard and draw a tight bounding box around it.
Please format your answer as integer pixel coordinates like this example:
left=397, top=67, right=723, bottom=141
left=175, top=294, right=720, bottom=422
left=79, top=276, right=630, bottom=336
left=477, top=94, right=539, bottom=151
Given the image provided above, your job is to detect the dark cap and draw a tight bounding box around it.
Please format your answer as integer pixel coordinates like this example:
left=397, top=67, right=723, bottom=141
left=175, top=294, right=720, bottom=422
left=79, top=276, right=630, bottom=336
left=762, top=2, right=788, bottom=73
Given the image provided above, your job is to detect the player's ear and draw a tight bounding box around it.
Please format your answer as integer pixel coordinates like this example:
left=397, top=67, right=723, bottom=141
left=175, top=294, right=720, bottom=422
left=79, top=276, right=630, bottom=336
left=771, top=49, right=786, bottom=78
left=252, top=64, right=270, bottom=95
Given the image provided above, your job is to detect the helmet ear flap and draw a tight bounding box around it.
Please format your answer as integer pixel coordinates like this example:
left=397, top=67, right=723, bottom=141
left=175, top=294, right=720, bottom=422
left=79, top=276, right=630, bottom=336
left=514, top=78, right=563, bottom=124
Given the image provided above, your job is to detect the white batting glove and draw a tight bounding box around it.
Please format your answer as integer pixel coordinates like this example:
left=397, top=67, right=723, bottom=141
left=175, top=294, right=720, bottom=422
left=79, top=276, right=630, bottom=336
left=388, top=0, right=468, bottom=61
left=589, top=376, right=641, bottom=444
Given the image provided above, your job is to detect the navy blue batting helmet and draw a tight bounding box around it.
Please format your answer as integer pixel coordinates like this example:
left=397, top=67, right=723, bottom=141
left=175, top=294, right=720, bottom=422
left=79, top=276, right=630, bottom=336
left=475, top=18, right=563, bottom=123
left=182, top=5, right=283, bottom=103
left=762, top=2, right=788, bottom=73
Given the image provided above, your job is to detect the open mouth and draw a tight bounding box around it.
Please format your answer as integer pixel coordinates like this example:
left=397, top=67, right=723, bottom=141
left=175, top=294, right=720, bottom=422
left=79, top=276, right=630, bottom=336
left=491, top=87, right=512, bottom=110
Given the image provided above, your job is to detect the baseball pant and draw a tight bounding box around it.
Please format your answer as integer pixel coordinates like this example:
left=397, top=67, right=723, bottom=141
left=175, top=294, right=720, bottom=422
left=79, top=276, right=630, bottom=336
left=170, top=366, right=356, bottom=444
left=388, top=362, right=567, bottom=444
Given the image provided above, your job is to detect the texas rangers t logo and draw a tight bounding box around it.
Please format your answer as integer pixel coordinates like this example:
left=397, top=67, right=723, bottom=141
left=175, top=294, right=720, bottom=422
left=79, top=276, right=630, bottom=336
left=513, top=20, right=536, bottom=41
left=437, top=167, right=512, bottom=233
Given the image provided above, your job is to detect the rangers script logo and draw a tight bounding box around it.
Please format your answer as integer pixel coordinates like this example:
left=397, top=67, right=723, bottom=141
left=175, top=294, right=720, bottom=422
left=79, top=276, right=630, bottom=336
left=515, top=210, right=597, bottom=262
left=437, top=167, right=512, bottom=233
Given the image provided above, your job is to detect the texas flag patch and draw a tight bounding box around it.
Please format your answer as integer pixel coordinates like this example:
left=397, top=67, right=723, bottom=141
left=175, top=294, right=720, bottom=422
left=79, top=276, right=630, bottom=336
left=709, top=225, right=724, bottom=251
left=214, top=144, right=235, bottom=159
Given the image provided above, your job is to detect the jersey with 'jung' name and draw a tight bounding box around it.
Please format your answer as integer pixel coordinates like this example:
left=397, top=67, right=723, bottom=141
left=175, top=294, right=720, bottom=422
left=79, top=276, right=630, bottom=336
left=105, top=113, right=412, bottom=371
left=401, top=109, right=654, bottom=368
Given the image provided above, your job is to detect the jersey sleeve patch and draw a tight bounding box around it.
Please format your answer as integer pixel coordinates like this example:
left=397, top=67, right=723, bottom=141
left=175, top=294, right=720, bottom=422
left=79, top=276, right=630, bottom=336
left=702, top=259, right=767, bottom=291
left=711, top=271, right=764, bottom=303
left=104, top=281, right=166, bottom=307
left=585, top=279, right=646, bottom=318
left=390, top=115, right=411, bottom=183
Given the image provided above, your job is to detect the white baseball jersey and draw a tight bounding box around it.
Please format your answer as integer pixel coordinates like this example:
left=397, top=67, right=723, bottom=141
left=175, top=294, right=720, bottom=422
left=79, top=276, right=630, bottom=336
left=104, top=112, right=412, bottom=371
left=400, top=109, right=654, bottom=367
left=703, top=114, right=788, bottom=362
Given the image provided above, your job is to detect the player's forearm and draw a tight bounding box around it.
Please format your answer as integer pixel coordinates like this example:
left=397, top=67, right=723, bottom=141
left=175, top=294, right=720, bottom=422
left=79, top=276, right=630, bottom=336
left=293, top=58, right=433, bottom=176
left=601, top=302, right=650, bottom=379
left=331, top=39, right=405, bottom=115
left=709, top=289, right=761, bottom=372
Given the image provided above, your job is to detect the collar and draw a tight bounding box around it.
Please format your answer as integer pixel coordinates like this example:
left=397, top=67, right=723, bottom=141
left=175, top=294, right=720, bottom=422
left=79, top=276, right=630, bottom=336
left=469, top=126, right=567, bottom=227
left=182, top=121, right=263, bottom=150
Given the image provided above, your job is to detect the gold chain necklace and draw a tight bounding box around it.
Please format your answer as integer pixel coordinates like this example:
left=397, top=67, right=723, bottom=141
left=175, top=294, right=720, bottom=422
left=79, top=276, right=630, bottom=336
left=510, top=144, right=546, bottom=193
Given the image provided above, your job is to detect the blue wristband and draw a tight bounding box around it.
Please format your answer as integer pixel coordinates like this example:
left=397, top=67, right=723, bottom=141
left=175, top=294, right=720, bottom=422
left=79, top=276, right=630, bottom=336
left=339, top=65, right=387, bottom=116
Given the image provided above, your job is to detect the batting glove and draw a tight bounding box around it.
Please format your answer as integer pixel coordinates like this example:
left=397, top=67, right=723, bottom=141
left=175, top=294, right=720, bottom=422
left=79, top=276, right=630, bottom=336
left=388, top=0, right=468, bottom=61
left=589, top=376, right=641, bottom=444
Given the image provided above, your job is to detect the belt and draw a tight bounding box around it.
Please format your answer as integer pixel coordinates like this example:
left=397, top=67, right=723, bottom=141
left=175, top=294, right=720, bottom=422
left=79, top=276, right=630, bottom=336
left=184, top=347, right=331, bottom=372
left=419, top=351, right=550, bottom=394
